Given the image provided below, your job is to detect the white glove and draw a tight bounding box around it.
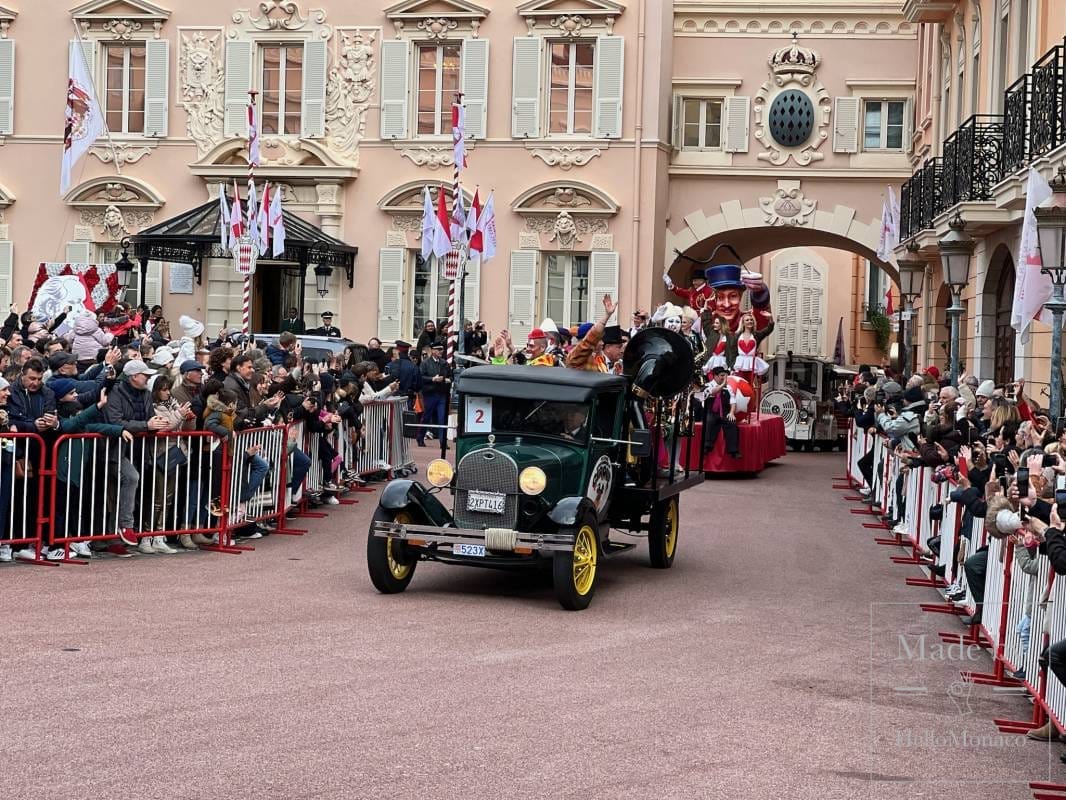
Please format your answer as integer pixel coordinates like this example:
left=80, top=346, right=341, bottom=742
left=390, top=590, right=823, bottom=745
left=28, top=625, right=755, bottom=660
left=663, top=273, right=674, bottom=290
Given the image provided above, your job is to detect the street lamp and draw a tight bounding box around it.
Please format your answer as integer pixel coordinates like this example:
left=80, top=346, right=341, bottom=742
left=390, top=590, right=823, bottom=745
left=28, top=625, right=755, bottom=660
left=313, top=263, right=332, bottom=298
left=1034, top=166, right=1066, bottom=421
left=114, top=237, right=135, bottom=290
left=937, top=214, right=974, bottom=386
left=897, top=242, right=926, bottom=380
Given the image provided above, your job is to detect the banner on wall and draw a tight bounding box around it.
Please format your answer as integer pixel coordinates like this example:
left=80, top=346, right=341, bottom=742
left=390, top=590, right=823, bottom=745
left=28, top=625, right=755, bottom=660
left=28, top=262, right=121, bottom=321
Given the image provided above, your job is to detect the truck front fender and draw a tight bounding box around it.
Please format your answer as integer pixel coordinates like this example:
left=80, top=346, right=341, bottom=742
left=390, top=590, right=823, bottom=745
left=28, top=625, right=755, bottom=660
left=378, top=479, right=454, bottom=527
left=547, top=496, right=598, bottom=528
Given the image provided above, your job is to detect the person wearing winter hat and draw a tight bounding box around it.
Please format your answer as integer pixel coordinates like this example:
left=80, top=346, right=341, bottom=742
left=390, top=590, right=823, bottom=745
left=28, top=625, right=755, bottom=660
left=876, top=385, right=922, bottom=449
left=880, top=380, right=903, bottom=401
left=976, top=379, right=996, bottom=400
left=538, top=317, right=561, bottom=355
left=50, top=378, right=78, bottom=406
left=150, top=345, right=176, bottom=370
left=176, top=315, right=205, bottom=365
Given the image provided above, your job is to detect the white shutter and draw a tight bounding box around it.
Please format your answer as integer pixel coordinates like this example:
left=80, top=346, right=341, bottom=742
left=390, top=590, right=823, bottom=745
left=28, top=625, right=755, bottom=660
left=461, top=38, right=489, bottom=140
left=723, top=96, right=749, bottom=153
left=300, top=39, right=327, bottom=138
left=143, top=261, right=162, bottom=308
left=379, top=40, right=409, bottom=140
left=378, top=247, right=405, bottom=343
left=144, top=39, right=169, bottom=137
left=0, top=241, right=12, bottom=307
left=463, top=255, right=481, bottom=324
left=670, top=94, right=682, bottom=150
left=66, top=241, right=91, bottom=264
left=508, top=250, right=538, bottom=346
left=223, top=40, right=253, bottom=138
left=511, top=37, right=542, bottom=138
left=69, top=39, right=96, bottom=77
left=589, top=251, right=619, bottom=309
left=593, top=35, right=624, bottom=139
left=833, top=97, right=861, bottom=153
left=0, top=40, right=14, bottom=136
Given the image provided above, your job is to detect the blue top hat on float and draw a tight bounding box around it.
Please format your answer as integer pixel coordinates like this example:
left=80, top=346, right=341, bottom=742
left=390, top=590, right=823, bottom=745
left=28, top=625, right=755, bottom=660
left=704, top=263, right=744, bottom=290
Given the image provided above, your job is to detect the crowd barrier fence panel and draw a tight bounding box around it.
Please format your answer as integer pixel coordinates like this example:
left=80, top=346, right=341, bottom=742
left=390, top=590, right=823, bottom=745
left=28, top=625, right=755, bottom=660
left=386, top=397, right=414, bottom=475
left=223, top=425, right=288, bottom=549
left=0, top=432, right=52, bottom=565
left=1001, top=555, right=1051, bottom=693
left=1043, top=575, right=1066, bottom=731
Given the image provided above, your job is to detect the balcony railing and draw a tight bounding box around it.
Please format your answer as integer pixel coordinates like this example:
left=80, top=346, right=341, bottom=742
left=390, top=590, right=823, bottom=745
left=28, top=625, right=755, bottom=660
left=1003, top=73, right=1030, bottom=174
left=1030, top=41, right=1065, bottom=159
left=919, top=157, right=942, bottom=231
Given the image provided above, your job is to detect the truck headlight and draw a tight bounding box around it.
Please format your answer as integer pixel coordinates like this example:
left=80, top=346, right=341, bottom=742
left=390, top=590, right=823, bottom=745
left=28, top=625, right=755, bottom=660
left=519, top=466, right=547, bottom=495
left=427, top=458, right=454, bottom=487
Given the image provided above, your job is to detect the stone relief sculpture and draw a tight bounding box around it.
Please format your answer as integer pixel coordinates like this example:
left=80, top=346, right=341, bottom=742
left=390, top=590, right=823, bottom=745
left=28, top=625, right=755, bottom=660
left=180, top=31, right=226, bottom=156
left=101, top=205, right=128, bottom=240
left=548, top=211, right=580, bottom=249
left=324, top=28, right=376, bottom=165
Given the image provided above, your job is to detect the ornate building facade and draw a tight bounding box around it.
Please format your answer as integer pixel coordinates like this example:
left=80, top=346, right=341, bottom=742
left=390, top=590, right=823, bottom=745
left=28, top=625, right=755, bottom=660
left=0, top=0, right=916, bottom=363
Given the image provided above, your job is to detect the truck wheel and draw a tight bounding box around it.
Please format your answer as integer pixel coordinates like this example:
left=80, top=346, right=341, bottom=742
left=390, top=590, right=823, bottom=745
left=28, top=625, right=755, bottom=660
left=367, top=507, right=418, bottom=594
left=649, top=495, right=679, bottom=569
left=552, top=511, right=599, bottom=611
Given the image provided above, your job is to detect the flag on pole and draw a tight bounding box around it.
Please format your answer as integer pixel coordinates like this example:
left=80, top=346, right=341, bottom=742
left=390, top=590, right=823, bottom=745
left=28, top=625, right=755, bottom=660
left=219, top=184, right=231, bottom=250
left=246, top=179, right=259, bottom=248
left=452, top=102, right=467, bottom=172
left=61, top=42, right=106, bottom=195
left=257, top=182, right=270, bottom=255
left=420, top=186, right=436, bottom=261
left=247, top=101, right=261, bottom=167
left=884, top=282, right=894, bottom=316
left=268, top=187, right=286, bottom=258
left=466, top=188, right=481, bottom=241
left=833, top=317, right=845, bottom=365
left=229, top=179, right=244, bottom=246
left=450, top=186, right=468, bottom=242
left=877, top=185, right=900, bottom=261
left=431, top=187, right=452, bottom=259
left=1012, top=167, right=1056, bottom=343
left=475, top=191, right=497, bottom=262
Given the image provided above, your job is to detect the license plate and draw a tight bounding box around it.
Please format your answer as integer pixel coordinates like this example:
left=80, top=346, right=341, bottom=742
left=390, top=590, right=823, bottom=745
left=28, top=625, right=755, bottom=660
left=455, top=543, right=486, bottom=557
left=466, top=490, right=506, bottom=514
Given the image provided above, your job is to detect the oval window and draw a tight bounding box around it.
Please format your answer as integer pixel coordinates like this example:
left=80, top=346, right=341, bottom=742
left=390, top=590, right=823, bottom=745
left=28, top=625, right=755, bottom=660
left=768, top=90, right=815, bottom=148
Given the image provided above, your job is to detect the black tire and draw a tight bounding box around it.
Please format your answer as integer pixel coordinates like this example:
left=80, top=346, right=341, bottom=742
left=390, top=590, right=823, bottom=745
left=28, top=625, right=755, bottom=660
left=552, top=509, right=599, bottom=611
left=367, top=507, right=418, bottom=594
left=649, top=495, right=679, bottom=569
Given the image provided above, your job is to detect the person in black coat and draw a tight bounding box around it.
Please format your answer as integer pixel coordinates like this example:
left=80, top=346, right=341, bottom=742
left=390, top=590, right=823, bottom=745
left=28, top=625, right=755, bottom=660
left=385, top=341, right=422, bottom=410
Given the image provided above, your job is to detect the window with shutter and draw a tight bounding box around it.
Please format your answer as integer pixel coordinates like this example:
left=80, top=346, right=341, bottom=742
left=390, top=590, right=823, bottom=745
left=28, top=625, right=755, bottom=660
left=224, top=40, right=253, bottom=137
left=543, top=254, right=589, bottom=328
left=143, top=261, right=162, bottom=308
left=512, top=37, right=542, bottom=138
left=259, top=44, right=303, bottom=135
left=592, top=35, right=623, bottom=139
left=0, top=241, right=12, bottom=307
left=378, top=247, right=406, bottom=342
left=463, top=255, right=481, bottom=324
left=509, top=250, right=538, bottom=346
left=301, top=40, right=327, bottom=138
left=461, top=38, right=489, bottom=140
left=833, top=97, right=860, bottom=153
left=411, top=253, right=449, bottom=338
left=0, top=39, right=14, bottom=136
left=416, top=42, right=461, bottom=137
left=772, top=257, right=825, bottom=357
left=380, top=40, right=410, bottom=140
left=144, top=39, right=169, bottom=137
left=66, top=241, right=92, bottom=264
left=723, top=96, right=749, bottom=153
left=589, top=250, right=619, bottom=311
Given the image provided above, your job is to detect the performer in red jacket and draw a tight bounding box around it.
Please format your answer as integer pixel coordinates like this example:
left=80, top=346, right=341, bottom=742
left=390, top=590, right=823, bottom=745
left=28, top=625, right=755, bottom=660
left=664, top=268, right=715, bottom=313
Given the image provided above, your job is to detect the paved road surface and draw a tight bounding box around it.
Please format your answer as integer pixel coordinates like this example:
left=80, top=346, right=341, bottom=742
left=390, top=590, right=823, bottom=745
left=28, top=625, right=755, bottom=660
left=0, top=451, right=1059, bottom=799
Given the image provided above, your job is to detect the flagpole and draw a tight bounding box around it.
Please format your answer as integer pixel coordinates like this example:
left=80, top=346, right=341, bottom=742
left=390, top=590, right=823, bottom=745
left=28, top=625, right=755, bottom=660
left=242, top=89, right=257, bottom=339
left=70, top=20, right=122, bottom=176
left=446, top=91, right=465, bottom=368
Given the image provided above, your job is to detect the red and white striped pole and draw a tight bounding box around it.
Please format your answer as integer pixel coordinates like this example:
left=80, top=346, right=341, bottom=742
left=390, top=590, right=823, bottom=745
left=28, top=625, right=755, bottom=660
left=446, top=92, right=466, bottom=367
left=242, top=90, right=258, bottom=339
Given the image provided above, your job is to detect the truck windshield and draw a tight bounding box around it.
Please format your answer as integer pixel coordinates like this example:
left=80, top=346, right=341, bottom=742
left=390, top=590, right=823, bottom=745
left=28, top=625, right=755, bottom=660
left=466, top=396, right=591, bottom=442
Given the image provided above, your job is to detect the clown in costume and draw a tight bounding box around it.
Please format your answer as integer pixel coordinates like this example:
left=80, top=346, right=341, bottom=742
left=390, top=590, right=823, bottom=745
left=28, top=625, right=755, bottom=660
left=664, top=268, right=715, bottom=313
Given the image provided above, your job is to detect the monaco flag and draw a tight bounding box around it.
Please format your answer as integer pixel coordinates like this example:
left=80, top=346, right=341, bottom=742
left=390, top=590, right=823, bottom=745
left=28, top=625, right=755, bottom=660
left=474, top=191, right=497, bottom=262
left=420, top=186, right=436, bottom=261
left=452, top=103, right=467, bottom=173
left=229, top=179, right=244, bottom=246
left=247, top=101, right=261, bottom=167
left=1012, top=168, right=1055, bottom=343
left=61, top=42, right=106, bottom=195
left=268, top=187, right=286, bottom=258
left=430, top=187, right=452, bottom=259
left=256, top=182, right=270, bottom=256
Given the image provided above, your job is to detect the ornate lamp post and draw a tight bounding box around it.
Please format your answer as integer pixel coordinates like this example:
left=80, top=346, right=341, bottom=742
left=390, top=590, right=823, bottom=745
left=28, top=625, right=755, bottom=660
left=1034, top=167, right=1066, bottom=421
left=115, top=237, right=135, bottom=293
left=937, top=214, right=974, bottom=386
left=897, top=242, right=926, bottom=381
left=313, top=263, right=333, bottom=298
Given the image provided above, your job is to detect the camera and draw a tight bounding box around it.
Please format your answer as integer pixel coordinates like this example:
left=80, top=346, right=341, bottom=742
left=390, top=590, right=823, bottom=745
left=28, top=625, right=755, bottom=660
left=1056, top=488, right=1066, bottom=519
left=990, top=451, right=1008, bottom=471
left=1045, top=453, right=1060, bottom=468
left=1016, top=467, right=1030, bottom=495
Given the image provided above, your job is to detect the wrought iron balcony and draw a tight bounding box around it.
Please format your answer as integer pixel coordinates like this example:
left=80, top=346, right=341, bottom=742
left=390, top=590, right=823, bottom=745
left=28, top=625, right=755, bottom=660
left=1030, top=41, right=1066, bottom=159
left=919, top=157, right=942, bottom=231
left=1003, top=73, right=1030, bottom=174
left=942, top=114, right=1005, bottom=204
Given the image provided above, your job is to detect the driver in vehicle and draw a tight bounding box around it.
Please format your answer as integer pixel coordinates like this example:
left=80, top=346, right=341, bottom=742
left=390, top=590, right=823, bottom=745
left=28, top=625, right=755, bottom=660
left=560, top=408, right=589, bottom=441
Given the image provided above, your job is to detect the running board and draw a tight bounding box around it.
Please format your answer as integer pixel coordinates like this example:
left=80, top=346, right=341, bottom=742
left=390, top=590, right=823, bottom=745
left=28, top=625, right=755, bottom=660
left=601, top=540, right=636, bottom=557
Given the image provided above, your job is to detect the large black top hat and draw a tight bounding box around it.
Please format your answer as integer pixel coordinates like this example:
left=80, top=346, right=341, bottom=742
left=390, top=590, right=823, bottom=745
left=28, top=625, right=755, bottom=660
left=622, top=328, right=695, bottom=398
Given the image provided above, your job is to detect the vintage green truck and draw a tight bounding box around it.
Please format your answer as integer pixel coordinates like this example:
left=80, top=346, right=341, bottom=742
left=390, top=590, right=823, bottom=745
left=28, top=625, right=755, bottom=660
left=367, top=329, right=703, bottom=610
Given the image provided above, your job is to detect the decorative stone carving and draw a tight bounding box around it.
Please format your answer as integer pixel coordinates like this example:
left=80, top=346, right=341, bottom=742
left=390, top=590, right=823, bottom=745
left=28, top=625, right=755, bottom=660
left=386, top=230, right=408, bottom=247
left=89, top=143, right=154, bottom=164
left=80, top=206, right=154, bottom=239
left=233, top=1, right=325, bottom=33
left=673, top=15, right=914, bottom=37
left=548, top=211, right=580, bottom=249
left=73, top=225, right=94, bottom=241
left=753, top=35, right=831, bottom=167
left=324, top=28, right=376, bottom=166
left=399, top=146, right=454, bottom=170
left=94, top=183, right=140, bottom=203
left=179, top=31, right=225, bottom=157
left=0, top=225, right=8, bottom=241
left=524, top=212, right=608, bottom=251
left=529, top=145, right=602, bottom=170
left=519, top=231, right=541, bottom=249
left=417, top=17, right=458, bottom=40
left=550, top=15, right=592, bottom=38
left=542, top=187, right=592, bottom=208
left=315, top=184, right=339, bottom=205
left=590, top=233, right=614, bottom=251
left=102, top=19, right=142, bottom=40
left=758, top=180, right=817, bottom=226
left=391, top=215, right=423, bottom=234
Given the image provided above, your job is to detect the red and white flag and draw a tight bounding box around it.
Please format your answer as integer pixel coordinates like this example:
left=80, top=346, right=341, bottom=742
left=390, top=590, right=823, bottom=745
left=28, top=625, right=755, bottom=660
left=450, top=185, right=468, bottom=242
left=219, top=184, right=231, bottom=250
left=452, top=102, right=467, bottom=173
left=1012, top=167, right=1055, bottom=343
left=420, top=186, right=436, bottom=261
left=60, top=42, right=106, bottom=195
left=876, top=185, right=900, bottom=262
left=246, top=179, right=259, bottom=248
left=466, top=188, right=481, bottom=242
left=268, top=187, right=286, bottom=258
left=229, top=179, right=244, bottom=245
left=475, top=191, right=497, bottom=262
left=257, top=181, right=270, bottom=255
left=430, top=186, right=452, bottom=259
left=247, top=101, right=261, bottom=167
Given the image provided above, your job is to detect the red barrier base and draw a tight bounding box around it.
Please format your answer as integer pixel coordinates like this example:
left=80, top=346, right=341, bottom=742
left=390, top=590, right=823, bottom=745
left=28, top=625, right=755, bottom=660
left=850, top=508, right=879, bottom=515
left=874, top=535, right=905, bottom=545
left=682, top=415, right=786, bottom=475
left=907, top=576, right=947, bottom=588
left=863, top=521, right=890, bottom=529
left=920, top=602, right=965, bottom=614
left=14, top=552, right=59, bottom=567
left=890, top=555, right=922, bottom=564
left=939, top=626, right=990, bottom=647
left=1030, top=782, right=1066, bottom=799
left=961, top=668, right=1023, bottom=687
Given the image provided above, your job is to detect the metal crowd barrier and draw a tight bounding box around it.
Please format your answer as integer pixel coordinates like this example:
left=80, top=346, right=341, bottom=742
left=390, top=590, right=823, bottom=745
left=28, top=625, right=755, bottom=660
left=0, top=433, right=50, bottom=565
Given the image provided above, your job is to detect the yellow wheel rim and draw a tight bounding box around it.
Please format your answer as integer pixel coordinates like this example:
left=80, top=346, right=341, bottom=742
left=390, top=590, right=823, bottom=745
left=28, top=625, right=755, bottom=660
left=572, top=525, right=598, bottom=596
left=664, top=500, right=678, bottom=558
left=387, top=512, right=413, bottom=580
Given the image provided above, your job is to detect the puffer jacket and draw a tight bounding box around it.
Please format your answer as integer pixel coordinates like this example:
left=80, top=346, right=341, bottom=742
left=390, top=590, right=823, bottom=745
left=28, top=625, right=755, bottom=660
left=71, top=314, right=113, bottom=362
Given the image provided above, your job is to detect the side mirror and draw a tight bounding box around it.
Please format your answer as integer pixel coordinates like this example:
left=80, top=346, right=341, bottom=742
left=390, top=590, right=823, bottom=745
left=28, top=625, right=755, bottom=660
left=630, top=429, right=653, bottom=458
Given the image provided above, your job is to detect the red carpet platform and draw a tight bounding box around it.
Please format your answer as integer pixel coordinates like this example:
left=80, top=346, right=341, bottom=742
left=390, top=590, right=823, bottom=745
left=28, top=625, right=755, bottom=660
left=681, top=414, right=786, bottom=474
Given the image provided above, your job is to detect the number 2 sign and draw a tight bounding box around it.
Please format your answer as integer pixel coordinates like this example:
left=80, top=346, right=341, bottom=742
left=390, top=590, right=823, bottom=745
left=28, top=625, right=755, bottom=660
left=466, top=396, right=492, bottom=433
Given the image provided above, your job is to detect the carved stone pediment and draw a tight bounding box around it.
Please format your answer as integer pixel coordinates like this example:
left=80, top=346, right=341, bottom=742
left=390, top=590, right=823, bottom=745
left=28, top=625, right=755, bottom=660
left=0, top=6, right=16, bottom=38
left=0, top=181, right=14, bottom=209
left=70, top=0, right=170, bottom=37
left=758, top=180, right=817, bottom=226
left=753, top=35, right=831, bottom=167
left=384, top=0, right=489, bottom=38
left=512, top=181, right=618, bottom=216
left=378, top=180, right=474, bottom=237
left=517, top=0, right=624, bottom=36
left=64, top=175, right=163, bottom=240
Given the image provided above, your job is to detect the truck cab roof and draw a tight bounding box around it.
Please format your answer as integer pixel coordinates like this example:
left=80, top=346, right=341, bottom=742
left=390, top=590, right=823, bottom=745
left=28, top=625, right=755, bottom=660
left=456, top=366, right=628, bottom=404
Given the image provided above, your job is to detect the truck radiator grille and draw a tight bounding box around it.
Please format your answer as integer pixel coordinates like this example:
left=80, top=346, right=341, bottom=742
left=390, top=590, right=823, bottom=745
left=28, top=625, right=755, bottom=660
left=453, top=448, right=520, bottom=530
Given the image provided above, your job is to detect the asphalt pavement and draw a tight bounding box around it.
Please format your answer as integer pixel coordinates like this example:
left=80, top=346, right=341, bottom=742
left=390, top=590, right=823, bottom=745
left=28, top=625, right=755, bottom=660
left=0, top=450, right=1060, bottom=799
